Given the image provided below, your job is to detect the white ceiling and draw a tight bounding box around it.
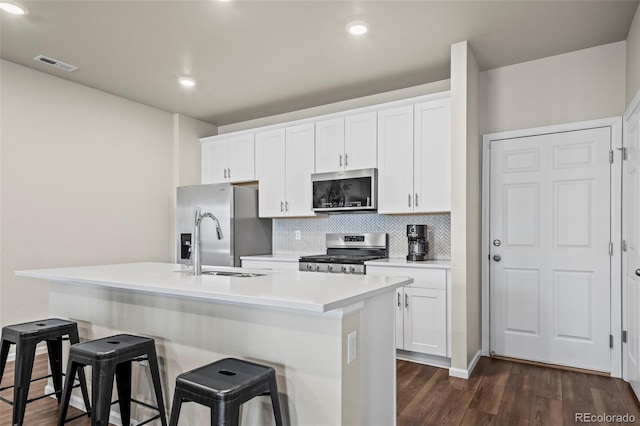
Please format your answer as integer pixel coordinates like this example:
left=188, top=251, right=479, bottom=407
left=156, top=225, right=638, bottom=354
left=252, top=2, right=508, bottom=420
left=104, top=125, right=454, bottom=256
left=1, top=0, right=638, bottom=126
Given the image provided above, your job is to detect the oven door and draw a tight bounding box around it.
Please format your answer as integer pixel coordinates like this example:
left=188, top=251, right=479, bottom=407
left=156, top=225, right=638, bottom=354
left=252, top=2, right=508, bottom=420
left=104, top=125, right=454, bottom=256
left=311, top=168, right=377, bottom=213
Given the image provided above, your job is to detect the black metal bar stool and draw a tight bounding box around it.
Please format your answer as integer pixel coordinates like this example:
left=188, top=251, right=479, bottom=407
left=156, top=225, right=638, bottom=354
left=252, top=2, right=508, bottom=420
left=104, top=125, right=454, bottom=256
left=0, top=318, right=91, bottom=426
left=169, top=357, right=283, bottom=426
left=58, top=333, right=168, bottom=426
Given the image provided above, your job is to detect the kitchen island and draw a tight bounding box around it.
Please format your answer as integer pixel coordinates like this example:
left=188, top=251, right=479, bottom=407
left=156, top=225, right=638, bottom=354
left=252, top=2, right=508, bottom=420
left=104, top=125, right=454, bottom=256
left=16, top=262, right=412, bottom=425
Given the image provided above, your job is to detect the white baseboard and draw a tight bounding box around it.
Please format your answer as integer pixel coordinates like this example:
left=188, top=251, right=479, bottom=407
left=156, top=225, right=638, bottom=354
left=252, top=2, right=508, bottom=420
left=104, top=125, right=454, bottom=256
left=396, top=350, right=451, bottom=369
left=448, top=350, right=482, bottom=379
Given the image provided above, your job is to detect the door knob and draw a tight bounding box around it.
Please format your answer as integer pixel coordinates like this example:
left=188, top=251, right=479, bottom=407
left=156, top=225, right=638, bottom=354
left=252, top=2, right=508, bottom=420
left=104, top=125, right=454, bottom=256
left=636, top=269, right=640, bottom=277
left=493, top=255, right=502, bottom=262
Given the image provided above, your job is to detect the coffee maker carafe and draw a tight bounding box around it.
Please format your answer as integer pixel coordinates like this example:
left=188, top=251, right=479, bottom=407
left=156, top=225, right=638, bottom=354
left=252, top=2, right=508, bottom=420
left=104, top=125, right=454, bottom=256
left=407, top=225, right=431, bottom=261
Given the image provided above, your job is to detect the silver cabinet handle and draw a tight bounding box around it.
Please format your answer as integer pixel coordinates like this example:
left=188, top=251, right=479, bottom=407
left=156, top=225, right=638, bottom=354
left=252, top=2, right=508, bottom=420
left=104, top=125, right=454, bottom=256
left=339, top=154, right=343, bottom=167
left=224, top=169, right=227, bottom=179
left=227, top=168, right=231, bottom=179
left=405, top=293, right=408, bottom=308
left=285, top=201, right=289, bottom=211
left=397, top=292, right=401, bottom=307
left=415, top=193, right=418, bottom=207
left=344, top=153, right=348, bottom=166
left=280, top=201, right=284, bottom=212
left=408, top=194, right=412, bottom=207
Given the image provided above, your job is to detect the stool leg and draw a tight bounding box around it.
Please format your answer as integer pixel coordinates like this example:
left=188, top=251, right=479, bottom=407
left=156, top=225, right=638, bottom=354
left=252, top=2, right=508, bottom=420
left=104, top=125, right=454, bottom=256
left=67, top=327, right=91, bottom=414
left=92, top=361, right=116, bottom=426
left=269, top=378, right=284, bottom=426
left=217, top=400, right=240, bottom=426
left=0, top=339, right=10, bottom=385
left=115, top=361, right=132, bottom=426
left=146, top=345, right=168, bottom=426
left=46, top=337, right=63, bottom=401
left=168, top=388, right=184, bottom=426
left=57, top=360, right=78, bottom=426
left=13, top=340, right=36, bottom=426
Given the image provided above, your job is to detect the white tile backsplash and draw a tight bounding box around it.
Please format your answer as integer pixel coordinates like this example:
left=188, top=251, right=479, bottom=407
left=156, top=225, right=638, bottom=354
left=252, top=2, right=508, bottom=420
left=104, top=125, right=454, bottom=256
left=273, top=213, right=451, bottom=259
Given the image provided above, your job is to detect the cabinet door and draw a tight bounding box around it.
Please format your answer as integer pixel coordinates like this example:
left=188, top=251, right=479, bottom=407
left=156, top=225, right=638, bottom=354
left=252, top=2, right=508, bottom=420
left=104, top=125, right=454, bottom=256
left=345, top=111, right=377, bottom=171
left=414, top=99, right=451, bottom=212
left=201, top=139, right=229, bottom=184
left=377, top=106, right=414, bottom=214
left=285, top=123, right=316, bottom=216
left=255, top=129, right=286, bottom=217
left=404, top=287, right=447, bottom=356
left=395, top=287, right=405, bottom=349
left=315, top=118, right=345, bottom=173
left=228, top=134, right=255, bottom=183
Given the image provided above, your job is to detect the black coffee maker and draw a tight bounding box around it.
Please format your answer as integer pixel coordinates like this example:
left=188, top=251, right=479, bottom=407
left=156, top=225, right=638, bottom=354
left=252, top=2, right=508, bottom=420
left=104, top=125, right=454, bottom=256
left=407, top=225, right=430, bottom=261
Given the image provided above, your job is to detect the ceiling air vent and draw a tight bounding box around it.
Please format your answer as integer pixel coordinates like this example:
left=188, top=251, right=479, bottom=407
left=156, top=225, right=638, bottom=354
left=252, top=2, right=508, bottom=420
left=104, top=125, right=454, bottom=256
left=33, top=55, right=77, bottom=72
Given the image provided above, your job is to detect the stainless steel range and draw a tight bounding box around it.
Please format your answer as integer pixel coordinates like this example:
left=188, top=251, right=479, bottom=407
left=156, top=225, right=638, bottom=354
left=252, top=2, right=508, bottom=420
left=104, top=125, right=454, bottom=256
left=299, top=233, right=388, bottom=274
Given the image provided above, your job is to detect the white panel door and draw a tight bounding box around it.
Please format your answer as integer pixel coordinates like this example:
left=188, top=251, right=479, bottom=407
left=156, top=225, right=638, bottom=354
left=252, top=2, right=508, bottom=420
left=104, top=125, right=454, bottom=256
left=285, top=123, right=316, bottom=217
left=255, top=129, right=286, bottom=218
left=377, top=105, right=414, bottom=214
left=228, top=134, right=255, bottom=183
left=315, top=118, right=345, bottom=173
left=202, top=139, right=228, bottom=184
left=624, top=106, right=640, bottom=397
left=414, top=99, right=451, bottom=213
left=403, top=287, right=447, bottom=356
left=490, top=127, right=612, bottom=372
left=345, top=111, right=377, bottom=171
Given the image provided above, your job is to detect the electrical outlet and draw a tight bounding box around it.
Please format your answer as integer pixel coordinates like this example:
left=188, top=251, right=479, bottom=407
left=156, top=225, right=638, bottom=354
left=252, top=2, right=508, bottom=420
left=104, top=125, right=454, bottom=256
left=295, top=230, right=301, bottom=240
left=347, top=331, right=357, bottom=364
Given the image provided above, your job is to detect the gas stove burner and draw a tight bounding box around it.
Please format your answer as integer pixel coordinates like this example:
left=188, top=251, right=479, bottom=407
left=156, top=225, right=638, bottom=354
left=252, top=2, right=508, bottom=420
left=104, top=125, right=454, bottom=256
left=298, top=232, right=388, bottom=275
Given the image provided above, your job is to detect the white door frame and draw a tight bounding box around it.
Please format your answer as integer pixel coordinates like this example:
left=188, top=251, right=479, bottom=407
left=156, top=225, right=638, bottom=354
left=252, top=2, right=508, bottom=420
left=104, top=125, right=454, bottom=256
left=481, top=116, right=623, bottom=378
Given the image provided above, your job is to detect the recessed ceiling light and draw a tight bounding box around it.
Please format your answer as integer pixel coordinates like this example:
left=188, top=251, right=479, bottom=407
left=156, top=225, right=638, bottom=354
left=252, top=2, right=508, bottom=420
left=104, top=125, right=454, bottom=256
left=346, top=21, right=368, bottom=36
left=179, top=77, right=196, bottom=88
left=0, top=1, right=28, bottom=15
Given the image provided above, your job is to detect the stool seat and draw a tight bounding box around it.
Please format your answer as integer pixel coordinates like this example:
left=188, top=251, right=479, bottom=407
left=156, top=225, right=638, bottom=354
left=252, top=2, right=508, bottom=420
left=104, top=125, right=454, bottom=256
left=169, top=358, right=283, bottom=426
left=0, top=318, right=90, bottom=426
left=58, top=333, right=168, bottom=426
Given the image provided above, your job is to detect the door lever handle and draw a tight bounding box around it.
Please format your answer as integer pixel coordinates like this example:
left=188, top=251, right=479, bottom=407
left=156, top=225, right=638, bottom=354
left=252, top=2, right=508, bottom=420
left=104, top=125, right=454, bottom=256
left=636, top=269, right=640, bottom=277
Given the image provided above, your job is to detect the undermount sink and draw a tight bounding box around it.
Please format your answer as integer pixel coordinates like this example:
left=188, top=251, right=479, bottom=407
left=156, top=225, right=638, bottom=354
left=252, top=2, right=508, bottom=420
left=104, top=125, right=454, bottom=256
left=175, top=269, right=265, bottom=278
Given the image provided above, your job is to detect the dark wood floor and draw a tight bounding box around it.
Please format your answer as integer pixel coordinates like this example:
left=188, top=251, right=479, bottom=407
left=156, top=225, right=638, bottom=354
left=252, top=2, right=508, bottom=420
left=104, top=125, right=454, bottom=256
left=2, top=354, right=640, bottom=425
left=397, top=357, right=640, bottom=425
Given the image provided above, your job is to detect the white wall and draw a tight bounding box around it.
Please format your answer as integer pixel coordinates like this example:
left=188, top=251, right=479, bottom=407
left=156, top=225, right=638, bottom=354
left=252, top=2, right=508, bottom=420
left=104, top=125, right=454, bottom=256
left=627, top=5, right=640, bottom=108
left=480, top=41, right=626, bottom=135
left=218, top=80, right=450, bottom=134
left=0, top=60, right=212, bottom=327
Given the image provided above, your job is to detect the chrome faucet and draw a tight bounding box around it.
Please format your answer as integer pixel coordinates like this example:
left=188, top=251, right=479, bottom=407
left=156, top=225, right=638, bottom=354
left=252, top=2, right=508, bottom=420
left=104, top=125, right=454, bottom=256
left=192, top=207, right=224, bottom=276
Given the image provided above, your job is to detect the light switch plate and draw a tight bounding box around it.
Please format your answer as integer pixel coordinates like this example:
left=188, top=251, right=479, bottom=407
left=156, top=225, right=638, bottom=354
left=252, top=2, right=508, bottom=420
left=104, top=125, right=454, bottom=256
left=347, top=330, right=357, bottom=364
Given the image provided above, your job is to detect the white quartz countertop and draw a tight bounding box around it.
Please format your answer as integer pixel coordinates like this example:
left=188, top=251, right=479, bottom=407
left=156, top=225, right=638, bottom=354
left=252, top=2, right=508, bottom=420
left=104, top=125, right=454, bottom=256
left=365, top=258, right=452, bottom=269
left=16, top=262, right=412, bottom=313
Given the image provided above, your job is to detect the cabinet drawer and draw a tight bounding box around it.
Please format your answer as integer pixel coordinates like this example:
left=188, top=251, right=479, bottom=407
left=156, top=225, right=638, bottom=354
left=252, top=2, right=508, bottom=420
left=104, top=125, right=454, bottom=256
left=367, top=266, right=446, bottom=290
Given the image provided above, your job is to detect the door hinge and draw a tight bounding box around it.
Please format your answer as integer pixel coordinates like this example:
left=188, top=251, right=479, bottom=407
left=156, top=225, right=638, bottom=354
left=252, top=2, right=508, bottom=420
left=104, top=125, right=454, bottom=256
left=609, top=242, right=614, bottom=256
left=609, top=149, right=614, bottom=164
left=622, top=239, right=628, bottom=252
left=618, top=147, right=628, bottom=160
left=610, top=334, right=614, bottom=348
left=623, top=330, right=628, bottom=343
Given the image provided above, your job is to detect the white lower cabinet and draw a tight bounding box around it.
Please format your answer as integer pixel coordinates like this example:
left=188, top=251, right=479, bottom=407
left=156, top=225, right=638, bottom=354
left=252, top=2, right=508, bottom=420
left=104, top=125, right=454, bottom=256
left=368, top=265, right=449, bottom=358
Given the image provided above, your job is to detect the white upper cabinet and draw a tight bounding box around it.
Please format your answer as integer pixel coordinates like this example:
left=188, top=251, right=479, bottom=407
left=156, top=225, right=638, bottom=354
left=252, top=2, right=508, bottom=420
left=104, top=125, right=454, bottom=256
left=201, top=133, right=255, bottom=184
left=377, top=105, right=415, bottom=214
left=255, top=124, right=315, bottom=218
left=315, top=112, right=376, bottom=173
left=377, top=96, right=451, bottom=214
left=414, top=99, right=451, bottom=213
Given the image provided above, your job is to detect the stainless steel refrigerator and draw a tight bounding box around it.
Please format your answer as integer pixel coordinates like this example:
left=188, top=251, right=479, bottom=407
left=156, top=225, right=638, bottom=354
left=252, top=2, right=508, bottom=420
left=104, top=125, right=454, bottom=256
left=176, top=183, right=272, bottom=267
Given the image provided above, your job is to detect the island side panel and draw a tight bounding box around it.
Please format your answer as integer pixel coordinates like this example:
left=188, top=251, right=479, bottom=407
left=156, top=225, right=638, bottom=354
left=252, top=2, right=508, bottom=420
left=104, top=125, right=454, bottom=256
left=49, top=281, right=348, bottom=425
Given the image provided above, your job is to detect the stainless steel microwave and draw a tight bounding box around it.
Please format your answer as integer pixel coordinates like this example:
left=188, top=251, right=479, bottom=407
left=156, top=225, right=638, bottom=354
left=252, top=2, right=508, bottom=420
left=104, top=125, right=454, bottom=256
left=311, top=168, right=377, bottom=213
